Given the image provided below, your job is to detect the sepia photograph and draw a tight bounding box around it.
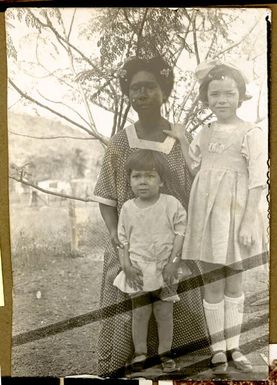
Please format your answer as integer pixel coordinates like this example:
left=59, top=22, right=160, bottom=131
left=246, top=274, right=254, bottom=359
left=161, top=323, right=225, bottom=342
left=5, top=7, right=269, bottom=380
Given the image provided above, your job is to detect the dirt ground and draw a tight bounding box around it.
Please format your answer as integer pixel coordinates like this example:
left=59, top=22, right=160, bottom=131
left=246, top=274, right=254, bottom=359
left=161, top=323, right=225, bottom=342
left=10, top=202, right=269, bottom=377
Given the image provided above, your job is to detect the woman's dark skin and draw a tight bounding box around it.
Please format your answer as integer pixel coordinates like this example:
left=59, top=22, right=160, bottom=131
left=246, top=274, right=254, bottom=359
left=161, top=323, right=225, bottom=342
left=129, top=71, right=170, bottom=142
left=99, top=70, right=178, bottom=286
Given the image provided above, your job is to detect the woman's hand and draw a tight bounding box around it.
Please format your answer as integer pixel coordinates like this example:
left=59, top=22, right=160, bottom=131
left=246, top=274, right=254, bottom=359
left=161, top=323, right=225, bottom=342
left=124, top=265, right=143, bottom=291
left=163, top=261, right=179, bottom=285
left=164, top=126, right=194, bottom=174
left=163, top=125, right=188, bottom=142
left=110, top=229, right=122, bottom=250
left=239, top=218, right=256, bottom=248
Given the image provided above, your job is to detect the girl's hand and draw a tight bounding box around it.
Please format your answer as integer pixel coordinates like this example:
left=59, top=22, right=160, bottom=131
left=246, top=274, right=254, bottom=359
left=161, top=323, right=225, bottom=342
left=163, top=125, right=188, bottom=142
left=239, top=187, right=263, bottom=249
left=239, top=219, right=256, bottom=248
left=163, top=261, right=179, bottom=285
left=124, top=265, right=143, bottom=291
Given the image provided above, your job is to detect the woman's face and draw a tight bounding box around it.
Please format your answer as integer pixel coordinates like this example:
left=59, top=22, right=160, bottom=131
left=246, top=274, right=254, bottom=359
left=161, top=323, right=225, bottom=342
left=129, top=71, right=165, bottom=114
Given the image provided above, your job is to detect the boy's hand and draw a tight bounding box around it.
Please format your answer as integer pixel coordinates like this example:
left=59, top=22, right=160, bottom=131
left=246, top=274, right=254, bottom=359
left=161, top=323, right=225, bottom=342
left=124, top=265, right=143, bottom=291
left=163, top=261, right=179, bottom=285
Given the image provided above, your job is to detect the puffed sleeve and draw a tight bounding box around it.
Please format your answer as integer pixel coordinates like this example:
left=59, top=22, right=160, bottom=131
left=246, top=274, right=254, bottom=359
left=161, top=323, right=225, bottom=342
left=117, top=204, right=129, bottom=246
left=241, top=126, right=268, bottom=189
left=172, top=198, right=187, bottom=236
left=93, top=140, right=118, bottom=207
left=188, top=132, right=202, bottom=171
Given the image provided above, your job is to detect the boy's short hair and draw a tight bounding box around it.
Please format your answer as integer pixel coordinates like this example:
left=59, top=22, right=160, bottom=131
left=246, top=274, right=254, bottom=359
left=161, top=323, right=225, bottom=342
left=199, top=64, right=247, bottom=107
left=125, top=149, right=170, bottom=181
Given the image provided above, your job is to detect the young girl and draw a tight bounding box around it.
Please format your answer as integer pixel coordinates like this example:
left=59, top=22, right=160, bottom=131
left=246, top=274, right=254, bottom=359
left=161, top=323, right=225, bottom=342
left=113, top=149, right=188, bottom=373
left=164, top=61, right=267, bottom=374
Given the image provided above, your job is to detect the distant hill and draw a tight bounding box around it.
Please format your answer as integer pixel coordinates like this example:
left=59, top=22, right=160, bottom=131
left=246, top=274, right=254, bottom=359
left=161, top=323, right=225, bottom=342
left=8, top=112, right=105, bottom=185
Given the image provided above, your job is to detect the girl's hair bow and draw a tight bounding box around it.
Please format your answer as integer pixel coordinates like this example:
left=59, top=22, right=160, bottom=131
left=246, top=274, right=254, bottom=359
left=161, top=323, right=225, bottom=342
left=195, top=60, right=249, bottom=84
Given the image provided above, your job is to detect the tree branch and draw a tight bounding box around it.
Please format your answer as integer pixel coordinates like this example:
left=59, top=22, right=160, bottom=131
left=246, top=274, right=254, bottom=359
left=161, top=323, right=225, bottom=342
left=119, top=102, right=131, bottom=131
left=123, top=9, right=136, bottom=32
left=108, top=83, right=119, bottom=136
left=189, top=112, right=213, bottom=133
left=57, top=11, right=98, bottom=135
left=172, top=17, right=192, bottom=66
left=10, top=175, right=98, bottom=203
left=183, top=8, right=192, bottom=23
left=27, top=9, right=100, bottom=72
left=8, top=96, right=24, bottom=110
left=136, top=8, right=149, bottom=57
left=9, top=78, right=109, bottom=145
left=183, top=95, right=200, bottom=128
left=176, top=80, right=198, bottom=122
left=37, top=90, right=91, bottom=127
left=20, top=60, right=66, bottom=80
left=87, top=76, right=116, bottom=101
left=9, top=131, right=98, bottom=140
left=67, top=8, right=77, bottom=39
left=213, top=18, right=261, bottom=59
left=205, top=29, right=217, bottom=60
left=117, top=95, right=125, bottom=130
left=192, top=13, right=200, bottom=64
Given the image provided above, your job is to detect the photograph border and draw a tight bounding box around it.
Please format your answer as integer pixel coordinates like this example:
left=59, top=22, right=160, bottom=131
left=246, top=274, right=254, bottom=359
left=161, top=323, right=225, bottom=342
left=0, top=4, right=275, bottom=381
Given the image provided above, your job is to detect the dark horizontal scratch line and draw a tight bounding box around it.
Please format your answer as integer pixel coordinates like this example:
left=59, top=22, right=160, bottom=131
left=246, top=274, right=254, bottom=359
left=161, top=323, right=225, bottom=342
left=12, top=252, right=268, bottom=346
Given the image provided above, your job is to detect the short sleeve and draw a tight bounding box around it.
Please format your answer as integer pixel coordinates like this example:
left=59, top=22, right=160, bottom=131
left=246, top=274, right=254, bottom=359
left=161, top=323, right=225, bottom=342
left=117, top=204, right=129, bottom=246
left=93, top=140, right=118, bottom=207
left=241, top=126, right=268, bottom=189
left=173, top=199, right=187, bottom=236
left=188, top=132, right=202, bottom=171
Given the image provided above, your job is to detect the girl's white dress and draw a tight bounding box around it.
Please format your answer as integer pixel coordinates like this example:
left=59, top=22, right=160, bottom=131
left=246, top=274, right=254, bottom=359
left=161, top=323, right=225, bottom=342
left=114, top=194, right=187, bottom=293
left=182, top=121, right=268, bottom=269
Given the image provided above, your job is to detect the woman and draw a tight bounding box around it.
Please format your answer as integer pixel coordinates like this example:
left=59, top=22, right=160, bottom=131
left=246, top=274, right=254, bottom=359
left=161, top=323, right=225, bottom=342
left=93, top=56, right=209, bottom=377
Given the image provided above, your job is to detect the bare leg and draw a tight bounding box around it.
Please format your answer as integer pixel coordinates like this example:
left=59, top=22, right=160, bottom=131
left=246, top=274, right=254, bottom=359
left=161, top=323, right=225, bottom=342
left=131, top=293, right=152, bottom=355
left=153, top=300, right=173, bottom=356
left=202, top=262, right=225, bottom=304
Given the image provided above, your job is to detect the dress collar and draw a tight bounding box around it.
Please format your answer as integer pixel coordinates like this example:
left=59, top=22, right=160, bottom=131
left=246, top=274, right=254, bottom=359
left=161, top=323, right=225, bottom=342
left=125, top=124, right=176, bottom=154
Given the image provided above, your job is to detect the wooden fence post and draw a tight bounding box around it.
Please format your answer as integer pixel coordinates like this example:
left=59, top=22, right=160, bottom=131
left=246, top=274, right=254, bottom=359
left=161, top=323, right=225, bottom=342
left=68, top=182, right=78, bottom=254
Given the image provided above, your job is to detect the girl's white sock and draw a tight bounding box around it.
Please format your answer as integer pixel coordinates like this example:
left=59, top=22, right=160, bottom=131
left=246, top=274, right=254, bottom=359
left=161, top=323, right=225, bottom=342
left=203, top=299, right=226, bottom=352
left=224, top=294, right=245, bottom=351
